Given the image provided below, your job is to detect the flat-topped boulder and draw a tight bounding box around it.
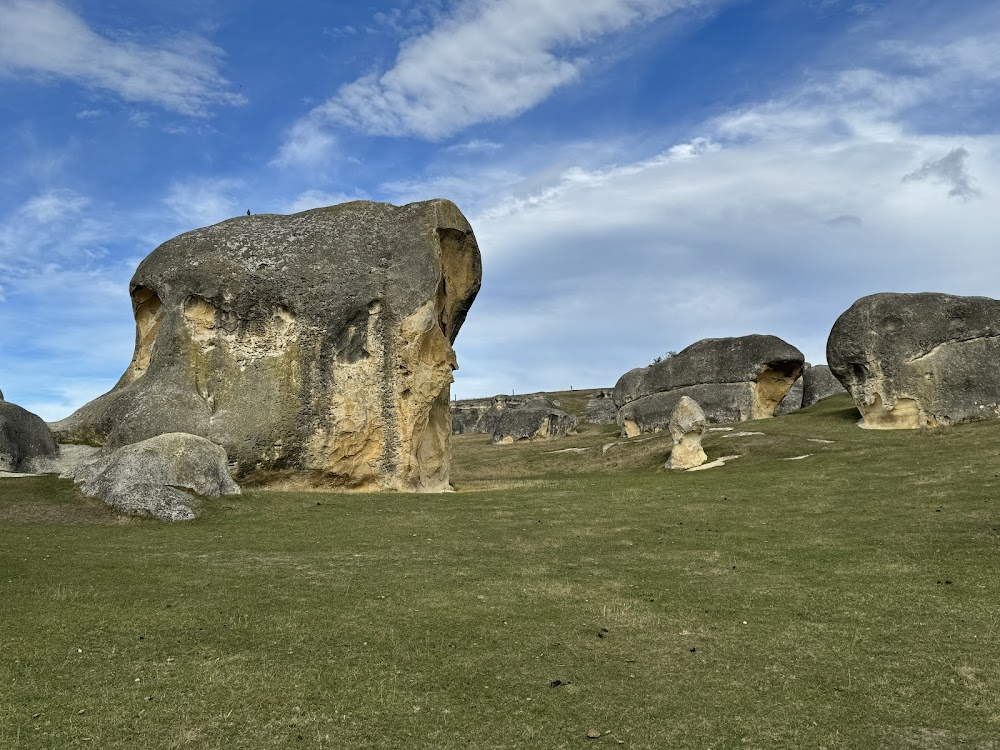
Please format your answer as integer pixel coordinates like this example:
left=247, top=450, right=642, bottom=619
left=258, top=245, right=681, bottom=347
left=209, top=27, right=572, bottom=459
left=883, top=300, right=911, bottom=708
left=65, top=433, right=240, bottom=522
left=1, top=393, right=58, bottom=473
left=801, top=364, right=846, bottom=408
left=827, top=292, right=1000, bottom=428
left=51, top=200, right=481, bottom=492
left=483, top=395, right=578, bottom=444
left=613, top=335, right=805, bottom=436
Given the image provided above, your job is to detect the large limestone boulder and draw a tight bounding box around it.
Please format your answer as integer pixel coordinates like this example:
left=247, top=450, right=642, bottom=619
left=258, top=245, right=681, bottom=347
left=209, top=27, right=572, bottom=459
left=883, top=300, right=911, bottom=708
left=65, top=433, right=241, bottom=522
left=51, top=200, right=481, bottom=491
left=613, top=336, right=805, bottom=436
left=827, top=292, right=1000, bottom=428
left=584, top=390, right=618, bottom=425
left=0, top=394, right=58, bottom=473
left=451, top=398, right=492, bottom=434
left=801, top=364, right=846, bottom=408
left=665, top=396, right=707, bottom=470
left=483, top=395, right=578, bottom=444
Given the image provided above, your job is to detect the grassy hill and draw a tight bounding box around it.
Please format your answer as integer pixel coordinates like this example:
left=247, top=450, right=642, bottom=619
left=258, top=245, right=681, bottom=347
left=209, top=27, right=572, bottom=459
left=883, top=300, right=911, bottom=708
left=3, top=393, right=1000, bottom=748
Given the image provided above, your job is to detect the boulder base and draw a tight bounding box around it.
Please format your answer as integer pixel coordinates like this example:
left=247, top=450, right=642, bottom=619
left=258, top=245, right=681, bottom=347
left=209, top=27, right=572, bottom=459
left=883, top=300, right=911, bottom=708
left=0, top=396, right=58, bottom=473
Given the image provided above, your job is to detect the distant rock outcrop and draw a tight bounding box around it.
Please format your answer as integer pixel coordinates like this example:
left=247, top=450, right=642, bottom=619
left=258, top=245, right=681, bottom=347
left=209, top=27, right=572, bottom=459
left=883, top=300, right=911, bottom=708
left=0, top=394, right=58, bottom=473
left=774, top=373, right=805, bottom=415
left=65, top=433, right=241, bottom=522
left=51, top=200, right=482, bottom=492
left=827, top=292, right=1000, bottom=428
left=483, top=395, right=578, bottom=444
left=613, top=335, right=805, bottom=436
left=801, top=364, right=846, bottom=407
left=665, top=396, right=707, bottom=470
left=451, top=398, right=493, bottom=434
left=584, top=390, right=618, bottom=424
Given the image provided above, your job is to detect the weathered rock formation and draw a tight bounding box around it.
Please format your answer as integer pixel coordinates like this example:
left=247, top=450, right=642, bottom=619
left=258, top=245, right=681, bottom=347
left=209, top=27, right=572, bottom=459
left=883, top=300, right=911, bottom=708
left=451, top=397, right=493, bottom=434
left=0, top=394, right=59, bottom=473
left=584, top=390, right=618, bottom=425
left=613, top=336, right=805, bottom=436
left=482, top=395, right=578, bottom=444
left=827, top=292, right=1000, bottom=428
left=665, top=396, right=707, bottom=470
left=774, top=374, right=805, bottom=415
left=65, top=433, right=241, bottom=522
left=801, top=364, right=846, bottom=408
left=51, top=200, right=482, bottom=491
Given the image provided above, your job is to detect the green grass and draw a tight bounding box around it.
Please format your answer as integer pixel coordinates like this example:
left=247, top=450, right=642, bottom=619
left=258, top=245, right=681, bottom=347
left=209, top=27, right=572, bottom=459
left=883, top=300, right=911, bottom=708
left=3, top=394, right=1000, bottom=748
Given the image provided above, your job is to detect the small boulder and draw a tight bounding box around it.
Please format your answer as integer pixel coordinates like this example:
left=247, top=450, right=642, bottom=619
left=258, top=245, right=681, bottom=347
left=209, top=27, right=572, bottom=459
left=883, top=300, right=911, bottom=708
left=0, top=394, right=59, bottom=473
left=774, top=373, right=805, bottom=415
left=65, top=433, right=241, bottom=522
left=827, top=292, right=1000, bottom=428
left=584, top=390, right=618, bottom=425
left=485, top=395, right=578, bottom=444
left=665, top=396, right=708, bottom=470
left=801, top=364, right=846, bottom=407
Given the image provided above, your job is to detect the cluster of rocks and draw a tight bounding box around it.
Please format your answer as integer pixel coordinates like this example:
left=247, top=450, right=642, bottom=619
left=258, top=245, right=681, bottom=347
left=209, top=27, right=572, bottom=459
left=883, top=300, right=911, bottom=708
left=452, top=394, right=578, bottom=444
left=2, top=198, right=483, bottom=520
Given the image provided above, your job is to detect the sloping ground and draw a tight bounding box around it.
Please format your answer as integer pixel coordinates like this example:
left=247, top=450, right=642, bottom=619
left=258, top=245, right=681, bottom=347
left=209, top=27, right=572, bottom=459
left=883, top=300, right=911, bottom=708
left=3, top=394, right=1000, bottom=748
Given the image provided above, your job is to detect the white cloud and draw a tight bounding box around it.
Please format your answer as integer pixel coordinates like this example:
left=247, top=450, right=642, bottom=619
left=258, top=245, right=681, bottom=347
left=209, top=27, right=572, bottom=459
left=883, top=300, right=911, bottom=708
left=0, top=0, right=245, bottom=116
left=279, top=189, right=369, bottom=214
left=163, top=177, right=245, bottom=226
left=271, top=117, right=338, bottom=168
left=275, top=0, right=715, bottom=161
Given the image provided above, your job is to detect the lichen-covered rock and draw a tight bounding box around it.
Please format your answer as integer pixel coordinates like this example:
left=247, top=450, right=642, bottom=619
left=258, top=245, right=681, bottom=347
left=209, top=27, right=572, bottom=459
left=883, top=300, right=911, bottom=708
left=613, top=336, right=804, bottom=436
left=0, top=394, right=58, bottom=473
left=484, top=395, right=578, bottom=444
left=801, top=364, right=846, bottom=408
left=827, top=292, right=1000, bottom=428
left=774, top=374, right=805, bottom=415
left=65, top=433, right=241, bottom=522
left=51, top=200, right=481, bottom=491
left=584, top=390, right=618, bottom=425
left=451, top=398, right=492, bottom=434
left=665, top=396, right=707, bottom=470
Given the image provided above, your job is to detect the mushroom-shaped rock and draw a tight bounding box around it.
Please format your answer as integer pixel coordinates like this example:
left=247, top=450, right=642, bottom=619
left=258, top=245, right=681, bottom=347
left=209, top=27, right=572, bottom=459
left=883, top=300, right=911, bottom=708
left=613, top=336, right=804, bottom=436
left=0, top=394, right=58, bottom=473
left=65, top=433, right=241, bottom=522
left=51, top=200, right=482, bottom=491
left=665, top=396, right=707, bottom=470
left=484, top=395, right=578, bottom=444
left=827, top=292, right=1000, bottom=428
left=584, top=390, right=618, bottom=425
left=801, top=364, right=847, bottom=408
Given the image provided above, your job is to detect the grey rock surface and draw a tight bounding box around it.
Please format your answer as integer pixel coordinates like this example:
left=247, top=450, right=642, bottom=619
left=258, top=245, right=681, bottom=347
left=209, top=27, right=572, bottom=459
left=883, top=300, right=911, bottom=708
left=827, top=292, right=1000, bottom=428
left=665, top=396, right=707, bottom=470
left=584, top=390, right=618, bottom=425
left=614, top=335, right=805, bottom=436
left=774, top=375, right=805, bottom=415
left=0, top=395, right=59, bottom=473
left=484, top=395, right=578, bottom=444
left=801, top=364, right=847, bottom=408
left=51, top=200, right=482, bottom=492
left=65, top=433, right=241, bottom=522
left=451, top=398, right=493, bottom=434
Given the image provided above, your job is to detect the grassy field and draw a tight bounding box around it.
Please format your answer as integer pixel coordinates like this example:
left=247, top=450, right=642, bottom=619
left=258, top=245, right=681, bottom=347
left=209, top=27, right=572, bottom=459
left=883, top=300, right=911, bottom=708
left=3, top=394, right=1000, bottom=748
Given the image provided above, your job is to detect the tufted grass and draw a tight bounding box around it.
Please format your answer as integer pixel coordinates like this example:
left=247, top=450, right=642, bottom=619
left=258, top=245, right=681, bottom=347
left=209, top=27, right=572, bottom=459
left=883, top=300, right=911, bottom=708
left=3, top=394, right=1000, bottom=748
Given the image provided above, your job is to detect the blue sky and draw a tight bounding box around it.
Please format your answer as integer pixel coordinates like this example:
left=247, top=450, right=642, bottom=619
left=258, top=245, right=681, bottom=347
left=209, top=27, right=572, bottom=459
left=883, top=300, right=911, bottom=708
left=1, top=0, right=999, bottom=419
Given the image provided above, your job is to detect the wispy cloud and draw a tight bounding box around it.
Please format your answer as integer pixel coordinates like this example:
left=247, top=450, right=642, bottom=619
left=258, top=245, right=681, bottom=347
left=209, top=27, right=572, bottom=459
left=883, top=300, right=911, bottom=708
left=0, top=0, right=246, bottom=116
left=163, top=177, right=246, bottom=226
left=903, top=147, right=981, bottom=200
left=275, top=0, right=717, bottom=163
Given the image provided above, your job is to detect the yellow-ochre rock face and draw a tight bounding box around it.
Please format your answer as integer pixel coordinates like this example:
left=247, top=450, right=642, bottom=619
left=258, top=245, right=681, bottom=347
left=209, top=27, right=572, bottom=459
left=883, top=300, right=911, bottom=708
left=52, top=200, right=482, bottom=492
